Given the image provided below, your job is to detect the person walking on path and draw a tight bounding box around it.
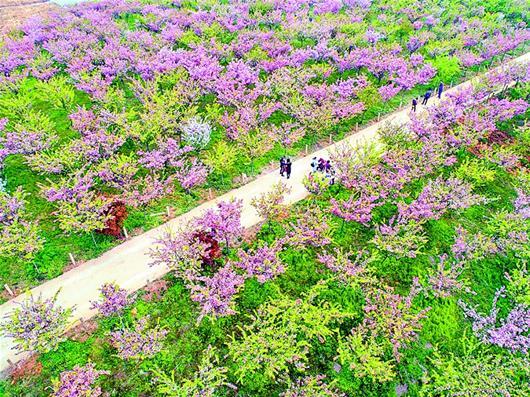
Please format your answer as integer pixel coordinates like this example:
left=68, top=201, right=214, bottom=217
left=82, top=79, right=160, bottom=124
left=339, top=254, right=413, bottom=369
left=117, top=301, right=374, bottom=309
left=311, top=157, right=318, bottom=172
left=422, top=88, right=432, bottom=105
left=280, top=156, right=286, bottom=177
left=286, top=158, right=292, bottom=179
left=437, top=82, right=444, bottom=99
left=411, top=97, right=417, bottom=112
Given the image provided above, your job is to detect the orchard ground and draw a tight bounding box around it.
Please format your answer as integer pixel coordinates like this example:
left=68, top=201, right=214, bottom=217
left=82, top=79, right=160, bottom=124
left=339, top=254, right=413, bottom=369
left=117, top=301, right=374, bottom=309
left=0, top=51, right=528, bottom=377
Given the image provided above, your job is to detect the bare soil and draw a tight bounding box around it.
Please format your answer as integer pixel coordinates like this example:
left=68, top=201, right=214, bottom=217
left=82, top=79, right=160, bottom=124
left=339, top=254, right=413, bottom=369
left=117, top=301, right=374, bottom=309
left=0, top=0, right=59, bottom=34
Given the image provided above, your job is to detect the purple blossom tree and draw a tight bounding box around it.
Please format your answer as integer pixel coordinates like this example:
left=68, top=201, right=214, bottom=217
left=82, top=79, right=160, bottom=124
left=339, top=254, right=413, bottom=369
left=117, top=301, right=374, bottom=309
left=459, top=288, right=530, bottom=353
left=188, top=264, right=246, bottom=322
left=194, top=199, right=244, bottom=249
left=426, top=254, right=469, bottom=298
left=90, top=283, right=130, bottom=317
left=361, top=284, right=430, bottom=361
left=52, top=363, right=109, bottom=397
left=110, top=316, right=168, bottom=360
left=288, top=205, right=333, bottom=248
left=317, top=248, right=369, bottom=283
left=0, top=187, right=43, bottom=259
left=330, top=194, right=380, bottom=226
left=0, top=292, right=72, bottom=353
left=235, top=241, right=285, bottom=283
left=398, top=177, right=485, bottom=222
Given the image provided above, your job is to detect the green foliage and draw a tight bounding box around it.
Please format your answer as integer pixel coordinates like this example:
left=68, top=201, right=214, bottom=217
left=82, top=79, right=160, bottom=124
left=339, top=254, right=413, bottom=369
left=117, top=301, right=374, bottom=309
left=357, top=85, right=382, bottom=111
left=203, top=140, right=239, bottom=176
left=454, top=158, right=497, bottom=187
left=337, top=331, right=396, bottom=383
left=33, top=76, right=77, bottom=111
left=431, top=56, right=461, bottom=83
left=228, top=281, right=346, bottom=386
left=152, top=346, right=227, bottom=396
left=422, top=347, right=530, bottom=397
left=505, top=263, right=530, bottom=307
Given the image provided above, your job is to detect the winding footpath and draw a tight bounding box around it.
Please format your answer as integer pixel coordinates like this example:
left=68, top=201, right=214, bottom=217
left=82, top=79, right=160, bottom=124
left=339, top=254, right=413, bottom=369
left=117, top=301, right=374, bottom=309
left=1, top=51, right=529, bottom=375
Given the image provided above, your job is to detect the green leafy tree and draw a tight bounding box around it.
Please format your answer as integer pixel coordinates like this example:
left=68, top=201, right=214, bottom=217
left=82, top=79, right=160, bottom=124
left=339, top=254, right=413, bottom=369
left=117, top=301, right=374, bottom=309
left=203, top=140, right=239, bottom=179
left=152, top=346, right=228, bottom=397
left=422, top=347, right=530, bottom=397
left=33, top=75, right=77, bottom=111
left=431, top=56, right=462, bottom=84
left=228, top=281, right=346, bottom=385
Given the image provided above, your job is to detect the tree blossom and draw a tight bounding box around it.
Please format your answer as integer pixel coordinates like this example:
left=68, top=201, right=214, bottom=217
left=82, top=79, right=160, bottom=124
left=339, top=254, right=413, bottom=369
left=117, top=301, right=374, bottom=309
left=110, top=316, right=168, bottom=360
left=0, top=292, right=71, bottom=354
left=459, top=288, right=530, bottom=353
left=52, top=363, right=109, bottom=397
left=90, top=282, right=130, bottom=317
left=361, top=284, right=430, bottom=361
left=330, top=194, right=380, bottom=225
left=317, top=248, right=369, bottom=283
left=149, top=228, right=209, bottom=280
left=0, top=187, right=43, bottom=259
left=188, top=264, right=246, bottom=321
left=514, top=189, right=530, bottom=220
left=280, top=375, right=345, bottom=397
left=194, top=199, right=244, bottom=249
left=235, top=241, right=285, bottom=283
left=288, top=205, right=333, bottom=248
left=398, top=177, right=485, bottom=222
left=251, top=181, right=291, bottom=223
left=268, top=121, right=306, bottom=148
left=426, top=254, right=468, bottom=298
left=371, top=217, right=427, bottom=259
left=174, top=158, right=210, bottom=192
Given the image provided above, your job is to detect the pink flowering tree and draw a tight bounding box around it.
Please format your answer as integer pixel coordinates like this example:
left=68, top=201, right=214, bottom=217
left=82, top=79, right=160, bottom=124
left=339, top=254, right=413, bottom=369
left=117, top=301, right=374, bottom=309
left=353, top=283, right=430, bottom=361
left=0, top=187, right=44, bottom=260
left=424, top=254, right=469, bottom=298
left=251, top=181, right=291, bottom=225
left=317, top=248, right=370, bottom=284
left=459, top=287, right=530, bottom=353
left=110, top=316, right=168, bottom=360
left=371, top=217, right=428, bottom=259
left=188, top=264, right=246, bottom=322
left=288, top=205, right=334, bottom=249
left=397, top=177, right=485, bottom=222
left=0, top=292, right=72, bottom=353
left=149, top=227, right=209, bottom=280
left=194, top=199, right=244, bottom=249
left=235, top=241, right=285, bottom=283
left=90, top=283, right=131, bottom=317
left=330, top=193, right=381, bottom=226
left=52, top=363, right=109, bottom=397
left=280, top=375, right=345, bottom=397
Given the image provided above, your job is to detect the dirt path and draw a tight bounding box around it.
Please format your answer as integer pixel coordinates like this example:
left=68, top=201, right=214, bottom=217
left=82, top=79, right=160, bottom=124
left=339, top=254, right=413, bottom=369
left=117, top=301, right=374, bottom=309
left=0, top=51, right=528, bottom=376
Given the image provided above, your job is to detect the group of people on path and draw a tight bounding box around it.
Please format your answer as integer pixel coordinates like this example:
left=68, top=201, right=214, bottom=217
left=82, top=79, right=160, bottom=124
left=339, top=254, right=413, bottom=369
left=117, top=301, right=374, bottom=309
left=279, top=156, right=292, bottom=179
left=278, top=81, right=445, bottom=181
left=411, top=82, right=444, bottom=112
left=311, top=156, right=335, bottom=185
left=278, top=156, right=335, bottom=185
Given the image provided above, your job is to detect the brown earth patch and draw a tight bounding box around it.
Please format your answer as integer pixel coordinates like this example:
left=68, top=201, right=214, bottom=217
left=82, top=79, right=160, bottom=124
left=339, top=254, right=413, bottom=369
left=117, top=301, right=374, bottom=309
left=0, top=1, right=59, bottom=34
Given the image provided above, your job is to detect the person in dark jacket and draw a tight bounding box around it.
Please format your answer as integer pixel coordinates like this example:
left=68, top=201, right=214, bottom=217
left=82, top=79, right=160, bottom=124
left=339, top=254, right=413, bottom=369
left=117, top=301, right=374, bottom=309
left=412, top=97, right=418, bottom=112
left=285, top=158, right=292, bottom=179
left=422, top=89, right=432, bottom=105
left=437, top=82, right=444, bottom=99
left=280, top=156, right=286, bottom=177
left=311, top=157, right=318, bottom=172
